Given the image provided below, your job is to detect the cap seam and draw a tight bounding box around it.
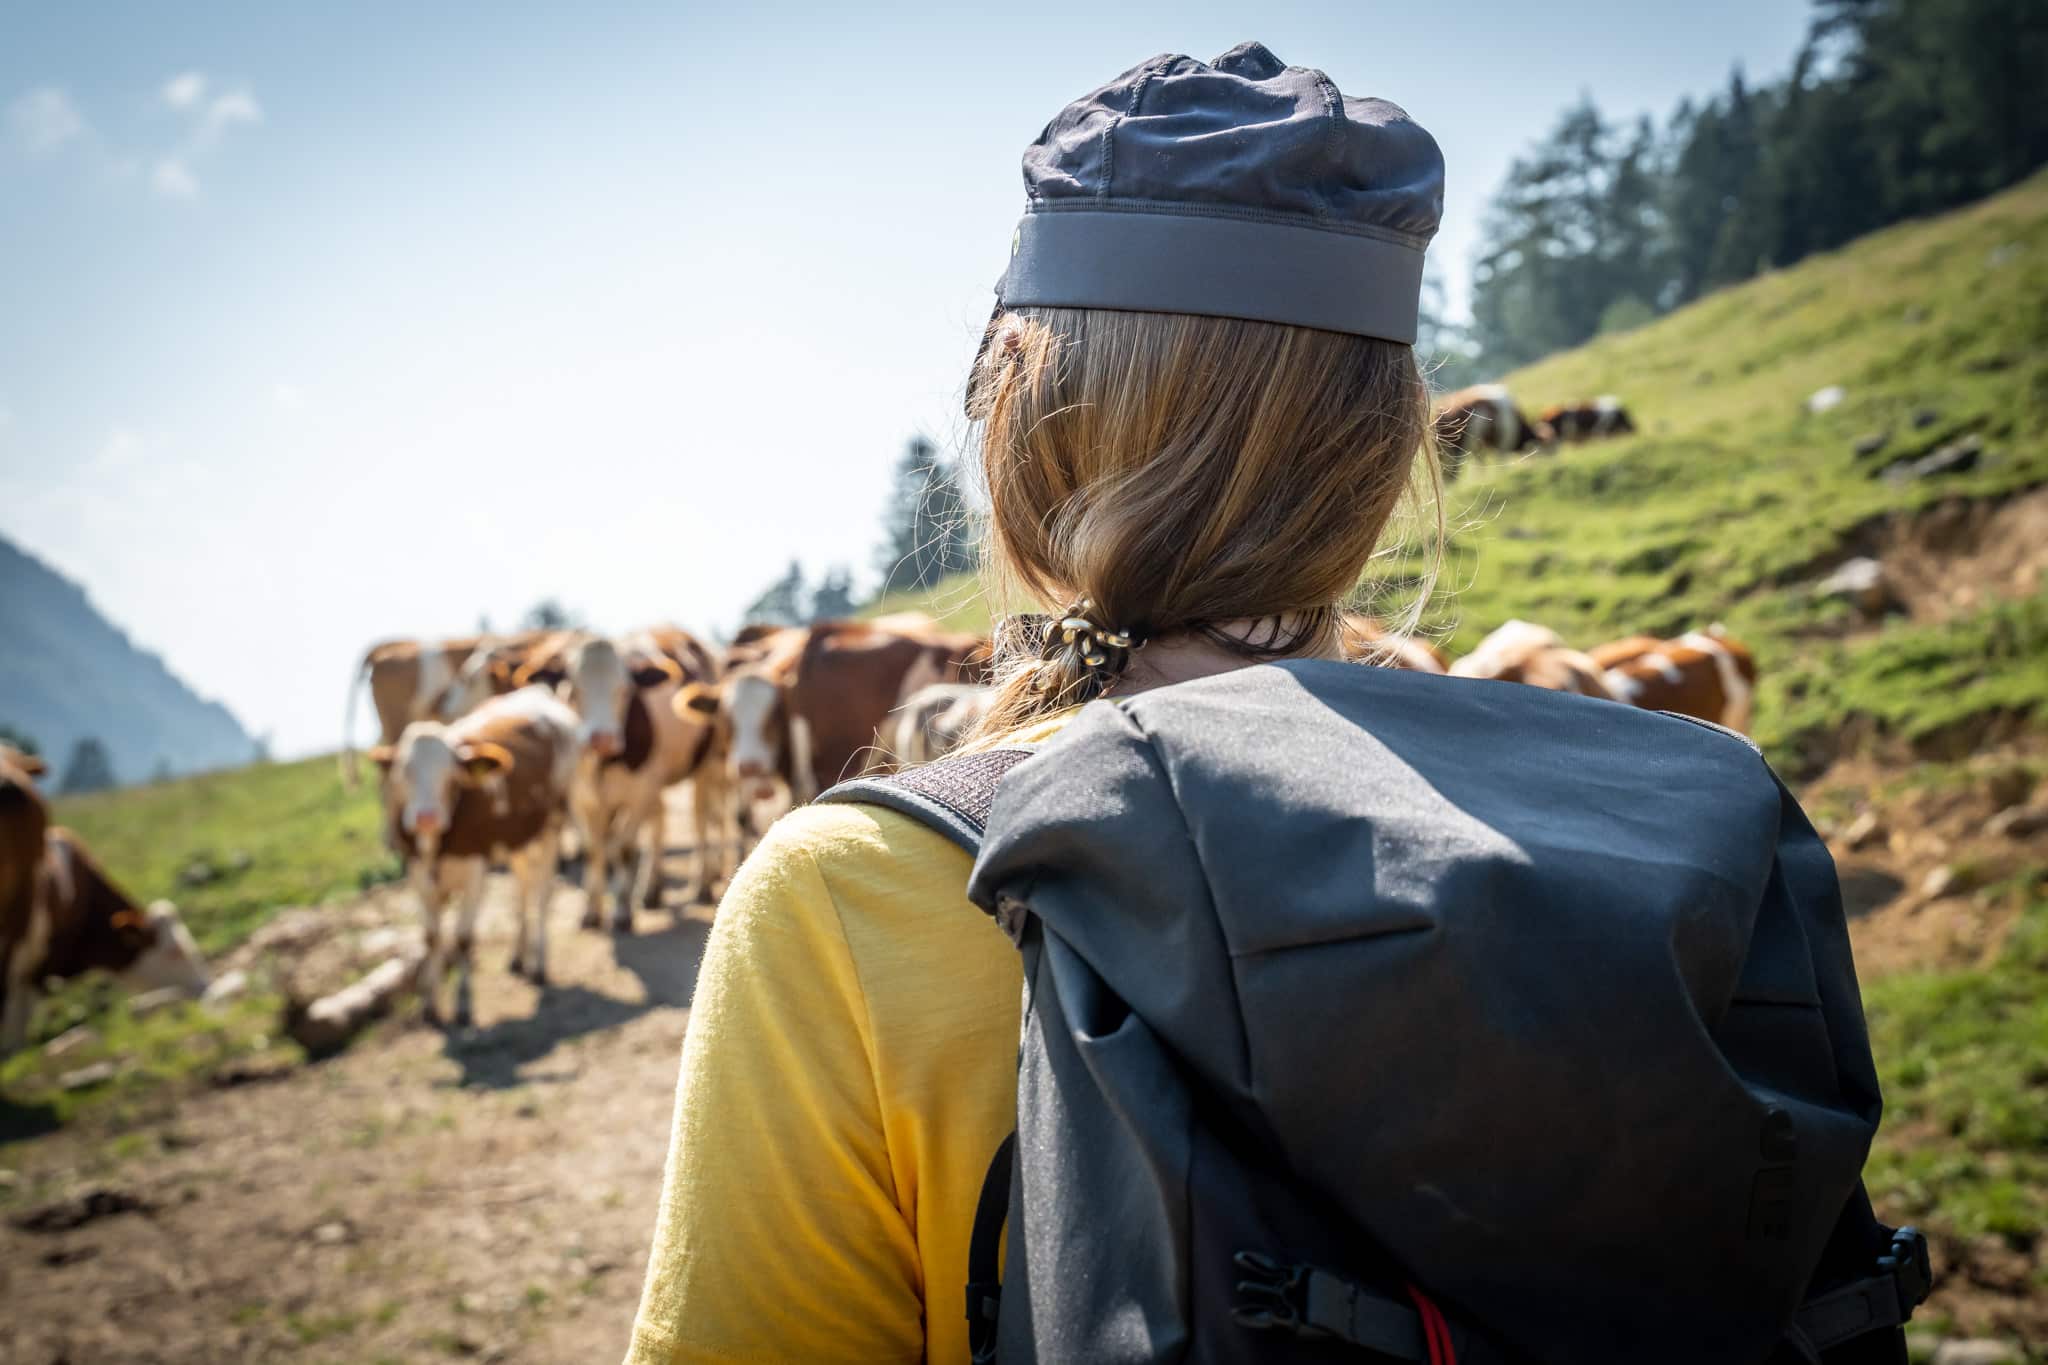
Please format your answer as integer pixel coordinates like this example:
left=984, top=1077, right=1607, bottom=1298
left=1309, top=69, right=1340, bottom=224
left=1020, top=198, right=1430, bottom=251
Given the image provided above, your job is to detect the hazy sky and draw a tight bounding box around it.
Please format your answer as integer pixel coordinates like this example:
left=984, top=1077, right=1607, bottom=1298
left=0, top=1, right=1809, bottom=758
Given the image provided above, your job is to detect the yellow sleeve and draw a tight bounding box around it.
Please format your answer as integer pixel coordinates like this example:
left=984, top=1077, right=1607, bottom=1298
left=626, top=810, right=927, bottom=1365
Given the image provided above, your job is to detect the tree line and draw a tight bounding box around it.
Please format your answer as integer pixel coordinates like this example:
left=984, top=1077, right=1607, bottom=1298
left=1435, top=0, right=2046, bottom=380
left=740, top=434, right=976, bottom=627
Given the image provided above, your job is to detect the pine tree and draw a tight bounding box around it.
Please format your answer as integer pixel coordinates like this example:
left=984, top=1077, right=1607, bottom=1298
left=808, top=566, right=862, bottom=622
left=875, top=437, right=975, bottom=595
left=743, top=560, right=810, bottom=627
left=57, top=736, right=117, bottom=795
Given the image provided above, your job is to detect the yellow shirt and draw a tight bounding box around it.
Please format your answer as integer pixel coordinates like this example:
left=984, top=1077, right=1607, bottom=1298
left=628, top=721, right=1070, bottom=1364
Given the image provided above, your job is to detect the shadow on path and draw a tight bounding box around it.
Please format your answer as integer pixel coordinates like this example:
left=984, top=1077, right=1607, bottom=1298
left=436, top=914, right=710, bottom=1090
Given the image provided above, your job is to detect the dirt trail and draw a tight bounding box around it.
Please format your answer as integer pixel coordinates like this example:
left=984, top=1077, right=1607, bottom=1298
left=0, top=826, right=714, bottom=1363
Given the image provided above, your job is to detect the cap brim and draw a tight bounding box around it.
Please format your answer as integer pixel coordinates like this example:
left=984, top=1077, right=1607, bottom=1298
left=997, top=207, right=1424, bottom=344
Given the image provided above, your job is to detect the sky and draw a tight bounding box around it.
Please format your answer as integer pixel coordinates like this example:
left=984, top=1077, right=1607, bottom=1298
left=0, top=1, right=1811, bottom=759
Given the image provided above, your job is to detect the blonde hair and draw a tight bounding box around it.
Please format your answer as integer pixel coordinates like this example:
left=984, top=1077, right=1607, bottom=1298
left=967, top=306, right=1437, bottom=738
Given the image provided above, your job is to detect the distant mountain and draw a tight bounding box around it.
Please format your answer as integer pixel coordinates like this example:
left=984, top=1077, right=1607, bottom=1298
left=0, top=535, right=254, bottom=787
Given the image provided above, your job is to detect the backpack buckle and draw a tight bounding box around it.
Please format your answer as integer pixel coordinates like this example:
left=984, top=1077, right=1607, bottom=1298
left=1231, top=1251, right=1320, bottom=1336
left=1880, top=1227, right=1932, bottom=1317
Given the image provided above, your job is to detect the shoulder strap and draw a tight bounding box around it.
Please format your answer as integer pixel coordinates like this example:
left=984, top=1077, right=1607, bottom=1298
left=816, top=746, right=1036, bottom=854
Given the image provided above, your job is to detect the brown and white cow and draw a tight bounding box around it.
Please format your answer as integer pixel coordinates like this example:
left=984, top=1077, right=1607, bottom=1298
left=524, top=627, right=728, bottom=930
left=885, top=683, right=996, bottom=768
left=1338, top=612, right=1450, bottom=674
left=342, top=630, right=551, bottom=786
left=1448, top=620, right=1618, bottom=699
left=1593, top=627, right=1758, bottom=733
left=704, top=617, right=988, bottom=807
left=1539, top=396, right=1638, bottom=443
left=373, top=686, right=580, bottom=1025
left=1433, top=385, right=1556, bottom=474
left=2, top=749, right=210, bottom=1053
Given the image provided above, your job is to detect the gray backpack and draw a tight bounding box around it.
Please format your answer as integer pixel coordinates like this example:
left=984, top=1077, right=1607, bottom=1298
left=822, top=661, right=1929, bottom=1365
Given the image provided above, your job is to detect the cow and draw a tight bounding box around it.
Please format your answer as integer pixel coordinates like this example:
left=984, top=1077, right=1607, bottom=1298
left=1448, top=620, right=1618, bottom=700
left=1593, top=627, right=1758, bottom=733
left=1433, top=384, right=1556, bottom=475
left=373, top=686, right=580, bottom=1025
left=789, top=620, right=988, bottom=794
left=704, top=617, right=987, bottom=808
left=341, top=630, right=551, bottom=786
left=2, top=750, right=210, bottom=1053
left=1338, top=612, right=1450, bottom=674
left=1539, top=396, right=1638, bottom=443
left=523, top=627, right=727, bottom=930
left=885, top=683, right=996, bottom=768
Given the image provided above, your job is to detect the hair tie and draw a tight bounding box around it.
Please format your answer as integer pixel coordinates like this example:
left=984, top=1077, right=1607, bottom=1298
left=1032, top=598, right=1144, bottom=696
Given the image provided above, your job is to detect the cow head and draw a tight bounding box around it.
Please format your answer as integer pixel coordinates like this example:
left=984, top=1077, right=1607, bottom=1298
left=543, top=637, right=680, bottom=759
left=371, top=726, right=512, bottom=853
left=122, top=900, right=212, bottom=997
left=42, top=831, right=210, bottom=997
left=720, top=668, right=789, bottom=800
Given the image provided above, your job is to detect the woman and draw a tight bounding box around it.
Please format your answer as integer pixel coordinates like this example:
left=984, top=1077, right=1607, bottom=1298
left=628, top=43, right=1446, bottom=1363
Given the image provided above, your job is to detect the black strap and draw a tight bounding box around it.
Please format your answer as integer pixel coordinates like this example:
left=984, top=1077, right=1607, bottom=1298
left=1791, top=1227, right=1931, bottom=1355
left=815, top=746, right=1036, bottom=855
left=966, top=1132, right=1016, bottom=1365
left=1233, top=1253, right=1433, bottom=1358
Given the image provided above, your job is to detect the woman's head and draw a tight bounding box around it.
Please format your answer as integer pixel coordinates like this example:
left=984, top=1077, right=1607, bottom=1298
left=970, top=306, right=1432, bottom=718
left=965, top=43, right=1446, bottom=729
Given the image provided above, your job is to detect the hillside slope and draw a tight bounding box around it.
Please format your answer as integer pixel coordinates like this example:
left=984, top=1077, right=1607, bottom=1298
left=0, top=535, right=254, bottom=786
left=886, top=172, right=2048, bottom=780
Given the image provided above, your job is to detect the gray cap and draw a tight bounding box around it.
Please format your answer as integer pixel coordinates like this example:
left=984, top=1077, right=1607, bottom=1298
left=996, top=42, right=1443, bottom=343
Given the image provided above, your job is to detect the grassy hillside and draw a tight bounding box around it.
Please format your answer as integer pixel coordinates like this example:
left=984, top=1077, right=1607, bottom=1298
left=1423, top=169, right=2048, bottom=772
left=887, top=171, right=2048, bottom=779
left=53, top=752, right=396, bottom=956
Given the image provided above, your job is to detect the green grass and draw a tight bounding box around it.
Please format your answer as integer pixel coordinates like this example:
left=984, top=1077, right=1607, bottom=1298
left=0, top=983, right=298, bottom=1145
left=53, top=751, right=397, bottom=956
left=0, top=752, right=388, bottom=1142
left=1864, top=893, right=2048, bottom=1251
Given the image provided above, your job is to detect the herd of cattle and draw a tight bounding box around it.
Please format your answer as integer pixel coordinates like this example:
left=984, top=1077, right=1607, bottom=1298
left=333, top=607, right=1754, bottom=1025
left=0, top=605, right=1756, bottom=1049
left=1433, top=384, right=1638, bottom=468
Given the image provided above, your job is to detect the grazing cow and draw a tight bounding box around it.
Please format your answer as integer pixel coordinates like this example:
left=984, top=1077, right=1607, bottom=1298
left=1449, top=620, right=1618, bottom=700
left=341, top=630, right=549, bottom=785
left=1595, top=627, right=1758, bottom=733
left=528, top=628, right=727, bottom=930
left=2, top=785, right=210, bottom=1054
left=1433, top=384, right=1555, bottom=474
left=1540, top=396, right=1638, bottom=443
left=1338, top=613, right=1450, bottom=674
left=374, top=687, right=579, bottom=1024
left=886, top=683, right=996, bottom=768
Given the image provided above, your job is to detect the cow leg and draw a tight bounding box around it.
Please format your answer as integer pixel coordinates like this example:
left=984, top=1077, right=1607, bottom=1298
left=686, top=777, right=714, bottom=903
left=523, top=825, right=556, bottom=985
left=0, top=981, right=37, bottom=1056
left=788, top=714, right=819, bottom=805
left=450, top=864, right=488, bottom=1029
left=705, top=770, right=739, bottom=902
left=574, top=795, right=607, bottom=930
left=638, top=798, right=667, bottom=911
left=411, top=858, right=447, bottom=1025
left=607, top=819, right=638, bottom=935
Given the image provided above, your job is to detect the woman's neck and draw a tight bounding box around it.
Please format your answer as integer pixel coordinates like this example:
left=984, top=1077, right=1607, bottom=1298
left=1113, top=616, right=1343, bottom=695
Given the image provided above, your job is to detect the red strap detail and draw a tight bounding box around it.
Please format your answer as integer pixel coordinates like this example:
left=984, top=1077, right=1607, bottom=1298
left=1403, top=1283, right=1457, bottom=1365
